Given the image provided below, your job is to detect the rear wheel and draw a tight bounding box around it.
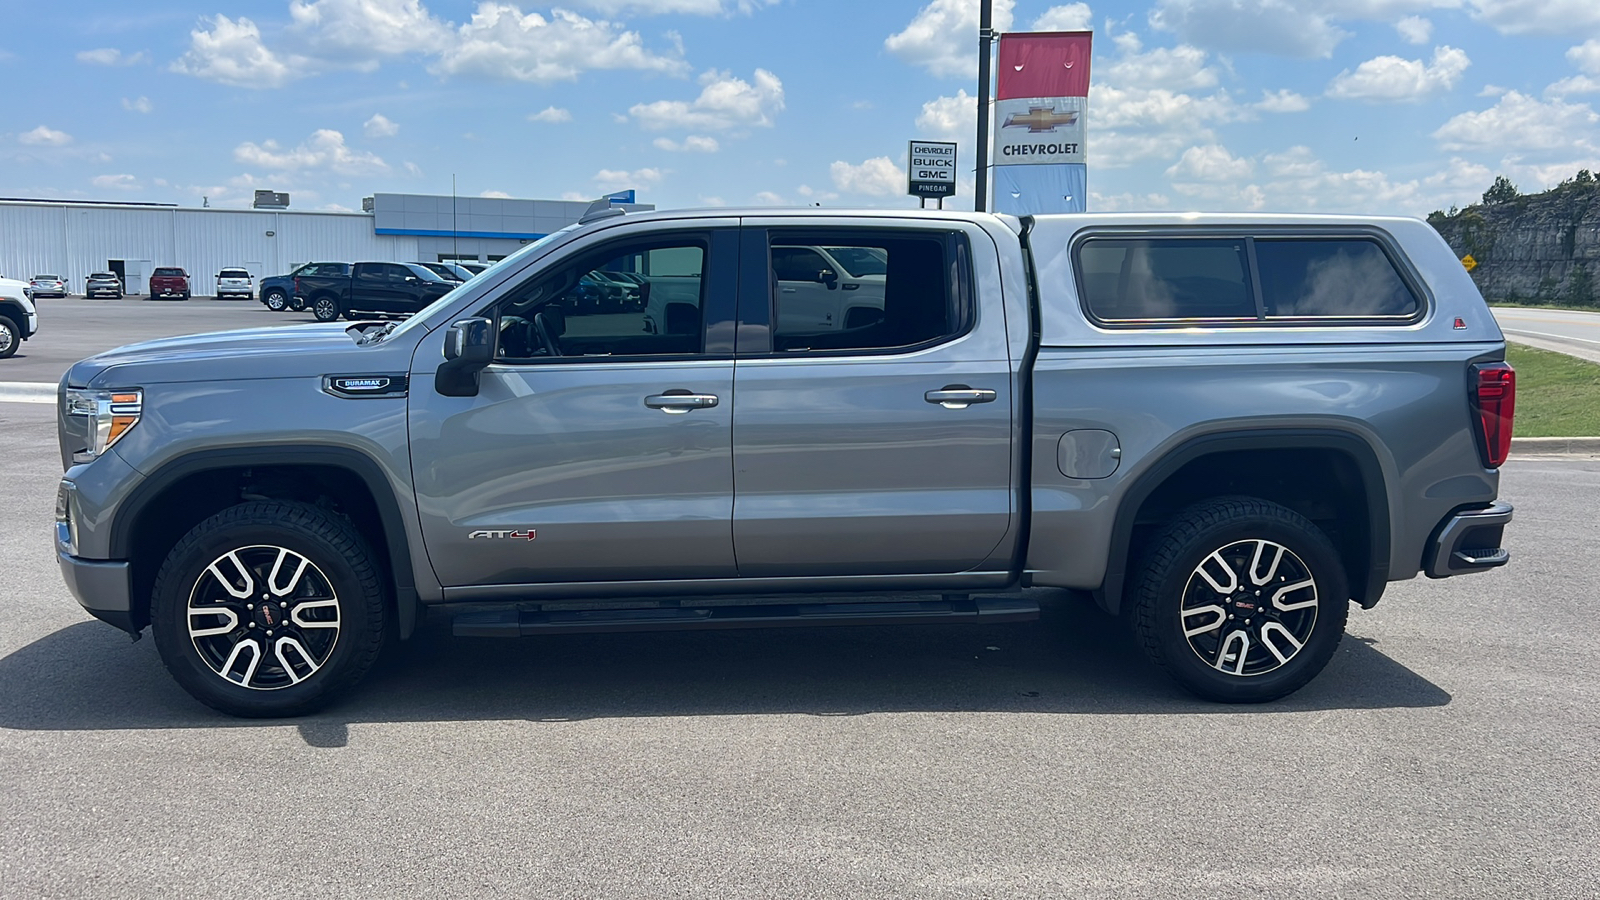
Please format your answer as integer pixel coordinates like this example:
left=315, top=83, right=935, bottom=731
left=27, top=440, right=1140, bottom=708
left=0, top=316, right=18, bottom=358
left=1132, top=497, right=1348, bottom=703
left=263, top=289, right=288, bottom=312
left=150, top=501, right=386, bottom=717
left=312, top=296, right=341, bottom=322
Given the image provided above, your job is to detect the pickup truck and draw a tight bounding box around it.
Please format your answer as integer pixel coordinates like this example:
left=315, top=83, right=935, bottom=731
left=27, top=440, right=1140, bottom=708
left=148, top=267, right=190, bottom=301
left=54, top=207, right=1516, bottom=717
left=0, top=276, right=39, bottom=358
left=295, top=261, right=458, bottom=322
left=259, top=262, right=348, bottom=312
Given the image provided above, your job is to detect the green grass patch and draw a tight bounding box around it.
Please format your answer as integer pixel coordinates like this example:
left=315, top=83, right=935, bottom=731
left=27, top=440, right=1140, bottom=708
left=1506, top=343, right=1600, bottom=437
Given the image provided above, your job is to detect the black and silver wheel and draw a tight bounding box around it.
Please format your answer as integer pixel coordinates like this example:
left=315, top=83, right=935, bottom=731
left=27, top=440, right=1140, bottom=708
left=312, top=296, right=340, bottom=322
left=151, top=501, right=386, bottom=717
left=0, top=315, right=18, bottom=358
left=263, top=289, right=288, bottom=312
left=1132, top=497, right=1348, bottom=703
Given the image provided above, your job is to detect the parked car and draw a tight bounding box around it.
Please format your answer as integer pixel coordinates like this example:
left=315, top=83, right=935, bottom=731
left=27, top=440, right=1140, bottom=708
left=216, top=268, right=254, bottom=300
left=259, top=262, right=347, bottom=312
left=148, top=267, right=190, bottom=301
left=85, top=273, right=123, bottom=299
left=53, top=206, right=1516, bottom=717
left=295, top=261, right=458, bottom=322
left=0, top=276, right=39, bottom=358
left=29, top=275, right=67, bottom=298
left=411, top=262, right=475, bottom=282
left=455, top=261, right=488, bottom=276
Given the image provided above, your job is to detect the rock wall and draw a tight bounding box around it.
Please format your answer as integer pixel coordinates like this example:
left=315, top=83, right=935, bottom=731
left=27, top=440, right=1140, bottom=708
left=1429, top=183, right=1600, bottom=305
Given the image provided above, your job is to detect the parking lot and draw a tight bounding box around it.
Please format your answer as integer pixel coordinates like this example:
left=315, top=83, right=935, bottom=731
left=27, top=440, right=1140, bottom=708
left=2, top=300, right=1598, bottom=898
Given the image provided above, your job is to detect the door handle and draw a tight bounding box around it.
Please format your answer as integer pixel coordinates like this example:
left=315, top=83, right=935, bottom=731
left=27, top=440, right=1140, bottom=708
left=925, top=385, right=997, bottom=409
left=645, top=391, right=719, bottom=414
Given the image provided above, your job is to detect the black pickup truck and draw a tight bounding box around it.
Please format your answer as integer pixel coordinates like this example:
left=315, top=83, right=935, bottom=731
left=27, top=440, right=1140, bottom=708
left=296, top=261, right=459, bottom=322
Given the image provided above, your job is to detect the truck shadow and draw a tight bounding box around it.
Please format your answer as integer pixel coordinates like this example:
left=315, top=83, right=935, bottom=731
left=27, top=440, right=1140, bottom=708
left=0, top=591, right=1449, bottom=736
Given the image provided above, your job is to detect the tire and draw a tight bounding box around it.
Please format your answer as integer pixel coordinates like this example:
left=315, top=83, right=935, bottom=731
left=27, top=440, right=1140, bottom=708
left=181, top=291, right=191, bottom=301
left=150, top=500, right=387, bottom=717
left=312, top=296, right=341, bottom=322
left=0, top=315, right=18, bottom=359
left=1131, top=497, right=1348, bottom=703
left=263, top=289, right=288, bottom=312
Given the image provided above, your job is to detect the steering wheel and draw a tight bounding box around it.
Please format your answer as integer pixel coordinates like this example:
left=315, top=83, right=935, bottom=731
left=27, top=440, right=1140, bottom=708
left=532, top=312, right=561, bottom=357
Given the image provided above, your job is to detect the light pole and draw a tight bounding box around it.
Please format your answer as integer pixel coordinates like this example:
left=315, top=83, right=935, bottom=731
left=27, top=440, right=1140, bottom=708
left=974, top=0, right=994, bottom=212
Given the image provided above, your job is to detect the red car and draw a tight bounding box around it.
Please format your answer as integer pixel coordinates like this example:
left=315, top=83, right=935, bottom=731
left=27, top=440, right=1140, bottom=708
left=148, top=267, right=190, bottom=301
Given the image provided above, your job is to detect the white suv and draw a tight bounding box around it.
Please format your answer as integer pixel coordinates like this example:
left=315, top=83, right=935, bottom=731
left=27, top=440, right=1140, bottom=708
left=216, top=268, right=254, bottom=300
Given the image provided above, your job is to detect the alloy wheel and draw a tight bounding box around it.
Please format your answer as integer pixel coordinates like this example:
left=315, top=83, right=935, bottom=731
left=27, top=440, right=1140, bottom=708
left=0, top=322, right=14, bottom=355
left=186, top=545, right=342, bottom=690
left=1178, top=538, right=1318, bottom=677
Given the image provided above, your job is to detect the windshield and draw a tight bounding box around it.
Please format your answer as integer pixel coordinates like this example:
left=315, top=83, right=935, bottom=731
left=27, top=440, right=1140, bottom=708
left=220, top=270, right=249, bottom=278
left=35, top=275, right=61, bottom=281
left=153, top=268, right=184, bottom=277
left=823, top=247, right=888, bottom=278
left=386, top=223, right=585, bottom=342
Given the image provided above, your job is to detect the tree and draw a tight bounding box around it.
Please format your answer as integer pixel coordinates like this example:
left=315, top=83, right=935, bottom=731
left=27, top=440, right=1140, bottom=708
left=1482, top=175, right=1519, bottom=205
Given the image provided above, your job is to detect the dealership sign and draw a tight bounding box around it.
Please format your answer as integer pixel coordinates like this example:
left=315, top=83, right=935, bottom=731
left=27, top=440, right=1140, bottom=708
left=907, top=140, right=958, bottom=197
left=993, top=96, right=1087, bottom=166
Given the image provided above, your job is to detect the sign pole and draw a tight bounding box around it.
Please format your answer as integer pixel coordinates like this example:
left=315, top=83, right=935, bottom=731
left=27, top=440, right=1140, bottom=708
left=974, top=0, right=994, bottom=212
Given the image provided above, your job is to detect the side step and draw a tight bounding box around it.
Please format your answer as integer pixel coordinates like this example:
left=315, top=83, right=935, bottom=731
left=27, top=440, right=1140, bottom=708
left=453, top=597, right=1039, bottom=637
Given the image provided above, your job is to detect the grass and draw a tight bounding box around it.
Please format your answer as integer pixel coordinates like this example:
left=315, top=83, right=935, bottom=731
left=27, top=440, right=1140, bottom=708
left=1506, top=343, right=1600, bottom=437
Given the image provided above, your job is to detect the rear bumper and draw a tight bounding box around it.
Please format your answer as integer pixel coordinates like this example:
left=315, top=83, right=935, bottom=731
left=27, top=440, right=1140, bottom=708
left=1425, top=502, right=1513, bottom=578
left=58, top=547, right=138, bottom=634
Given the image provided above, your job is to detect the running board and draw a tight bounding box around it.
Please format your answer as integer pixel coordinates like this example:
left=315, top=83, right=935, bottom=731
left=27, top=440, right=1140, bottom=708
left=452, top=597, right=1039, bottom=637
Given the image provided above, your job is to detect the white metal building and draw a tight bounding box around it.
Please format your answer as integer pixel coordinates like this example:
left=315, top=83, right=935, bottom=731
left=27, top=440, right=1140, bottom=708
left=0, top=191, right=649, bottom=296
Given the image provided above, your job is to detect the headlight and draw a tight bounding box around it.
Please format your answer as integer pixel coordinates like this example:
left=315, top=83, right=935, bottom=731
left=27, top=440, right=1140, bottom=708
left=65, top=388, right=142, bottom=463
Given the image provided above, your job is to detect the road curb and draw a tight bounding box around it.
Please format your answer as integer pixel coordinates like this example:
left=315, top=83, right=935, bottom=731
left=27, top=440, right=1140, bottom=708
left=0, top=382, right=55, bottom=404
left=1509, top=436, right=1600, bottom=457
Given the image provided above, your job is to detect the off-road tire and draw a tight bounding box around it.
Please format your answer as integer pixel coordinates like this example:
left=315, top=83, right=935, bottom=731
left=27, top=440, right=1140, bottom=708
left=0, top=315, right=18, bottom=358
left=150, top=500, right=387, bottom=717
left=1132, top=497, right=1348, bottom=703
left=263, top=289, right=288, bottom=312
left=312, top=296, right=341, bottom=322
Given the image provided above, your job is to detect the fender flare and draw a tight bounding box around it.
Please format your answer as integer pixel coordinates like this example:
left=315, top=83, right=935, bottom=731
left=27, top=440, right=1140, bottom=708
left=1098, top=428, right=1391, bottom=615
left=110, top=445, right=420, bottom=638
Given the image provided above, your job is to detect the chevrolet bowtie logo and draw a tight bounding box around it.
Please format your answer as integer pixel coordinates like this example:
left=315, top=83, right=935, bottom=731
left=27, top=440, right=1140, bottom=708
left=1003, top=107, right=1079, bottom=133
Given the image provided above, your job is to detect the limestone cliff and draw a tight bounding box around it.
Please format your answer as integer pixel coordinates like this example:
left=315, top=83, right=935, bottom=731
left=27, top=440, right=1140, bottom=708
left=1428, top=175, right=1600, bottom=306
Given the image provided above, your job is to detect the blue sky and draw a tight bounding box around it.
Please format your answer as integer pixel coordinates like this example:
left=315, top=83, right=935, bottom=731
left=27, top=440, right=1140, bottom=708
left=3, top=0, right=1599, bottom=216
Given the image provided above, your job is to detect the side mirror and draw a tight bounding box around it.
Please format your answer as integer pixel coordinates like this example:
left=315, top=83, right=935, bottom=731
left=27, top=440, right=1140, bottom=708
left=817, top=268, right=839, bottom=290
left=436, top=317, right=495, bottom=397
left=406, top=275, right=419, bottom=283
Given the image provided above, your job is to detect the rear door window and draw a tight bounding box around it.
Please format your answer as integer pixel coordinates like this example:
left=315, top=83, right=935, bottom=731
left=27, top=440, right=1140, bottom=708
left=1077, top=238, right=1255, bottom=321
left=1255, top=239, right=1420, bottom=318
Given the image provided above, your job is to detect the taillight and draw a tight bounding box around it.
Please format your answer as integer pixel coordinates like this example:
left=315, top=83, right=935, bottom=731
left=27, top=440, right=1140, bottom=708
left=1471, top=361, right=1516, bottom=468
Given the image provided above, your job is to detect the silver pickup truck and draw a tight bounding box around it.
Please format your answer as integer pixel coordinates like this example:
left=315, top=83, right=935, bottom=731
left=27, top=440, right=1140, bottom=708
left=55, top=207, right=1516, bottom=716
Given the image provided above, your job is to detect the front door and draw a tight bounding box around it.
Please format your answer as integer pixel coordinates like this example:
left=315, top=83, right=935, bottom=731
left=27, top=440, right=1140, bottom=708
left=731, top=224, right=1016, bottom=577
left=409, top=226, right=740, bottom=587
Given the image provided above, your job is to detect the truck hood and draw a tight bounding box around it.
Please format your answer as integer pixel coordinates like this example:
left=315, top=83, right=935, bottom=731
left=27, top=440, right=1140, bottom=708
left=67, top=323, right=408, bottom=388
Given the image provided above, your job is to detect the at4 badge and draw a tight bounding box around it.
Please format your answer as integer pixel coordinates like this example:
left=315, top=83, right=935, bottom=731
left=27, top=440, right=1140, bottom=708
left=468, top=529, right=537, bottom=541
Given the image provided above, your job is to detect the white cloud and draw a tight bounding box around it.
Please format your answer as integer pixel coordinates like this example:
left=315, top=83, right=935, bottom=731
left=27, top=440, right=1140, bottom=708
left=885, top=0, right=1016, bottom=78
left=1257, top=88, right=1310, bottom=112
left=916, top=90, right=975, bottom=142
left=568, top=0, right=777, bottom=12
left=653, top=135, right=719, bottom=152
left=1547, top=76, right=1600, bottom=97
left=19, top=126, right=73, bottom=146
left=364, top=113, right=400, bottom=138
left=1395, top=15, right=1432, bottom=44
left=1165, top=144, right=1255, bottom=181
left=480, top=189, right=512, bottom=198
left=630, top=68, right=784, bottom=131
left=121, top=96, right=153, bottom=114
left=528, top=106, right=573, bottom=122
left=1327, top=45, right=1470, bottom=101
left=91, top=174, right=141, bottom=191
left=1465, top=1, right=1600, bottom=37
left=593, top=167, right=663, bottom=191
left=288, top=0, right=451, bottom=62
left=234, top=129, right=390, bottom=174
left=434, top=6, right=688, bottom=82
left=77, top=48, right=148, bottom=66
left=1032, top=3, right=1093, bottom=30
left=752, top=190, right=784, bottom=204
left=1090, top=191, right=1173, bottom=211
left=830, top=157, right=903, bottom=196
left=1433, top=90, right=1600, bottom=153
left=1150, top=0, right=1347, bottom=58
left=1571, top=39, right=1600, bottom=74
left=1102, top=33, right=1218, bottom=91
left=172, top=15, right=301, bottom=89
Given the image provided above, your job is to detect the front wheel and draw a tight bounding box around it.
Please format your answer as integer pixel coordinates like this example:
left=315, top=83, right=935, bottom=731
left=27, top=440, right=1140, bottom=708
left=0, top=315, right=18, bottom=358
left=150, top=501, right=387, bottom=717
left=312, top=296, right=341, bottom=322
left=263, top=289, right=288, bottom=312
left=1131, top=497, right=1348, bottom=703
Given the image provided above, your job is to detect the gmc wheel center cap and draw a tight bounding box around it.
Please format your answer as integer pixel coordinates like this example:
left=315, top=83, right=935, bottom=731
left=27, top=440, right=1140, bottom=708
left=256, top=604, right=282, bottom=628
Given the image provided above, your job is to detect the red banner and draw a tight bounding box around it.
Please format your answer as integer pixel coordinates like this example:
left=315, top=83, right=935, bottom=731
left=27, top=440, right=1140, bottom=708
left=995, top=31, right=1092, bottom=100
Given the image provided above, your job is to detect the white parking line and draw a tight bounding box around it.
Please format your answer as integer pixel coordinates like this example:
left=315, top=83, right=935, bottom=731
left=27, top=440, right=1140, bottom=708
left=0, top=382, right=57, bottom=404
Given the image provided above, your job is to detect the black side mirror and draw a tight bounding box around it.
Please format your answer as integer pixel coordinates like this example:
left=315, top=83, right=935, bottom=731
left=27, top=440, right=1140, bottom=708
left=817, top=268, right=838, bottom=290
left=436, top=317, right=495, bottom=397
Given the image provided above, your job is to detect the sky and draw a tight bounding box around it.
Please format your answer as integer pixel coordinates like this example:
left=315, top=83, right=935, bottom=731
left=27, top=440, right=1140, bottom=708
left=3, top=0, right=1599, bottom=217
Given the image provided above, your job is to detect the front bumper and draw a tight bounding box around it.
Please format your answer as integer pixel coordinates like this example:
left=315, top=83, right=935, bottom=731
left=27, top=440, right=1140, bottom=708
left=24, top=312, right=38, bottom=338
left=57, top=545, right=138, bottom=634
left=1425, top=502, right=1514, bottom=578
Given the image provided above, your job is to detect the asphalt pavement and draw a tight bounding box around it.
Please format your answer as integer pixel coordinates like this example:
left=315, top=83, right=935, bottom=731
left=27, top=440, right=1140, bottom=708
left=1491, top=306, right=1600, bottom=366
left=2, top=301, right=1598, bottom=897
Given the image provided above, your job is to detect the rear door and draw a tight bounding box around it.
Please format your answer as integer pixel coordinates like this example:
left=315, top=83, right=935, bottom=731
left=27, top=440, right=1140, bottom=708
left=730, top=220, right=1016, bottom=577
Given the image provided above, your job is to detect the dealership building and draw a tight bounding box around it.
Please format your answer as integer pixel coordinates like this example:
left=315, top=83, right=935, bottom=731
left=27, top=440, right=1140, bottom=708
left=0, top=191, right=649, bottom=295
